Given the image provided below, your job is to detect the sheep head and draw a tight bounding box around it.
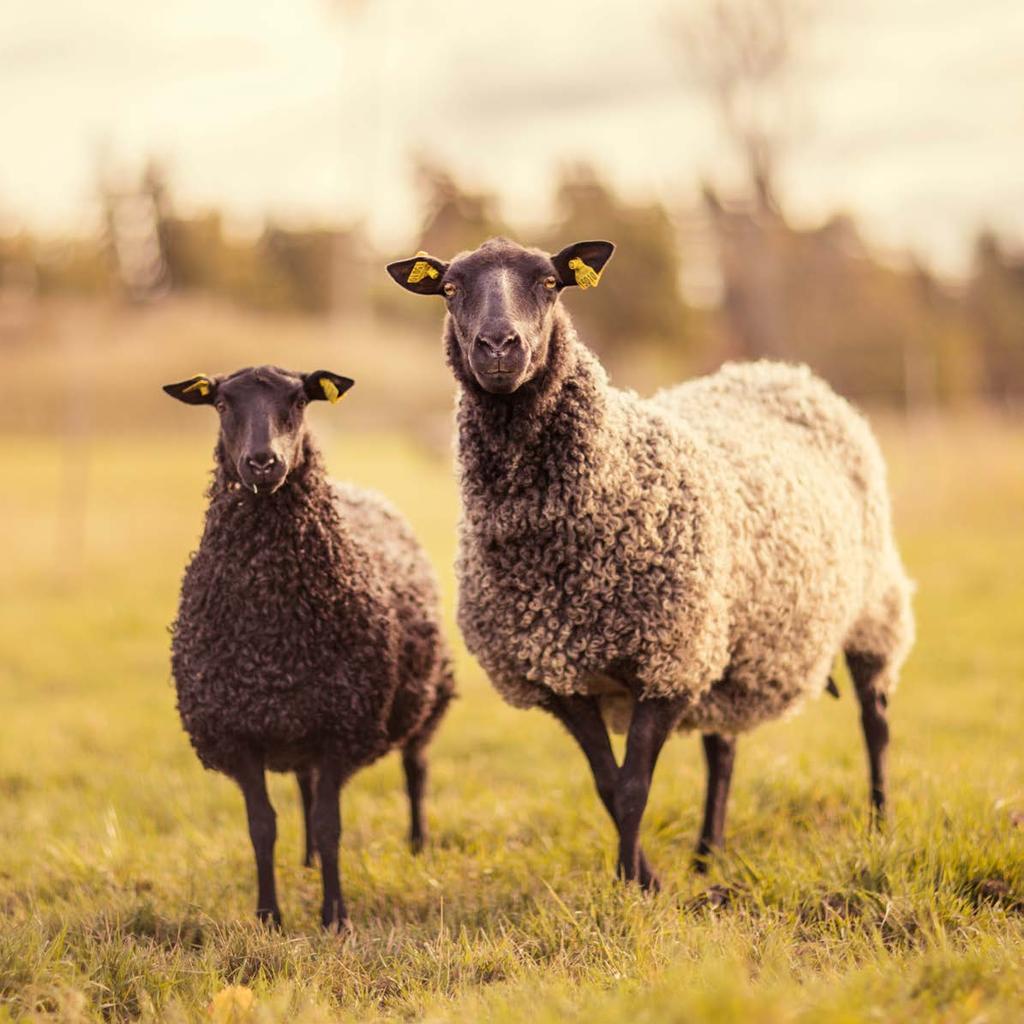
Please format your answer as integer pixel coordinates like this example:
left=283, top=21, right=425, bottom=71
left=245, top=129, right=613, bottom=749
left=386, top=237, right=614, bottom=395
left=163, top=366, right=354, bottom=494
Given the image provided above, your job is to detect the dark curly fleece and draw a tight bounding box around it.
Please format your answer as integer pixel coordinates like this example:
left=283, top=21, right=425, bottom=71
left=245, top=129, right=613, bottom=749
left=172, top=435, right=454, bottom=780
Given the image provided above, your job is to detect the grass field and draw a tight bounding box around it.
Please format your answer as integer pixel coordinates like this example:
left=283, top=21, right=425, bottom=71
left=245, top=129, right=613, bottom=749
left=1, top=415, right=1023, bottom=1023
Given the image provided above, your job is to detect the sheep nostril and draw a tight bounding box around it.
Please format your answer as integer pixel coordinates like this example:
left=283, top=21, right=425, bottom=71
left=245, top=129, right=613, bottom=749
left=476, top=334, right=519, bottom=357
left=247, top=453, right=277, bottom=472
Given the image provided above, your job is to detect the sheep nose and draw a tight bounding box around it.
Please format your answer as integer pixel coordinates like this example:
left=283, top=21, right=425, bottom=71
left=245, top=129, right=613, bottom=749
left=476, top=333, right=519, bottom=356
left=247, top=452, right=278, bottom=473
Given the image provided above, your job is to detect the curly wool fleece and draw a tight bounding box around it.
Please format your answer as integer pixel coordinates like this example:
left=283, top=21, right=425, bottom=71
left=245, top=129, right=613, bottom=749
left=453, top=309, right=914, bottom=734
left=172, top=438, right=454, bottom=777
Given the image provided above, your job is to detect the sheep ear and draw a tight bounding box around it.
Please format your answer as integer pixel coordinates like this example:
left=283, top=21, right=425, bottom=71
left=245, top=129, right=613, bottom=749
left=163, top=374, right=218, bottom=405
left=303, top=371, right=355, bottom=405
left=386, top=251, right=449, bottom=295
left=552, top=241, right=615, bottom=290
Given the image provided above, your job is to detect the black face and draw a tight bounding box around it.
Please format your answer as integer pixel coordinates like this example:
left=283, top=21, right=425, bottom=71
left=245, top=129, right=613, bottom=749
left=163, top=366, right=355, bottom=495
left=386, top=237, right=614, bottom=395
left=444, top=241, right=560, bottom=393
left=211, top=368, right=309, bottom=493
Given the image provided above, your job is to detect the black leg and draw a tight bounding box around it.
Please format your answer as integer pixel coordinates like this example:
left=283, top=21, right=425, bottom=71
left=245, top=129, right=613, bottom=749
left=297, top=769, right=316, bottom=867
left=311, top=761, right=347, bottom=930
left=233, top=750, right=281, bottom=926
left=543, top=695, right=659, bottom=889
left=693, top=732, right=737, bottom=872
left=402, top=744, right=428, bottom=854
left=846, top=651, right=890, bottom=825
left=614, top=697, right=685, bottom=888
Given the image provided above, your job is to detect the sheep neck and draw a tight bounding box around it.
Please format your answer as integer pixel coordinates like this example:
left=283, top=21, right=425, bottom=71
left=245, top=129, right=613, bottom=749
left=201, top=435, right=350, bottom=555
left=451, top=307, right=612, bottom=504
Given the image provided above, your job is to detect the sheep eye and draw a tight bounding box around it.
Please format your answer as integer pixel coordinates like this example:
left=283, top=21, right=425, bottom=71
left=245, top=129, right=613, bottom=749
left=442, top=282, right=457, bottom=298
left=296, top=397, right=307, bottom=410
left=215, top=400, right=227, bottom=413
left=543, top=276, right=558, bottom=290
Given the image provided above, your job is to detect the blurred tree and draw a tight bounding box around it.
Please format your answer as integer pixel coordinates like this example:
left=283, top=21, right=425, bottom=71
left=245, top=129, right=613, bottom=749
left=99, top=158, right=170, bottom=301
left=545, top=163, right=692, bottom=373
left=261, top=225, right=368, bottom=315
left=672, top=0, right=813, bottom=210
left=672, top=0, right=817, bottom=363
left=702, top=184, right=786, bottom=359
left=27, top=236, right=111, bottom=298
left=161, top=212, right=230, bottom=292
left=414, top=157, right=509, bottom=258
left=371, top=158, right=510, bottom=324
left=967, top=231, right=1024, bottom=406
left=262, top=226, right=334, bottom=313
left=672, top=1, right=984, bottom=409
left=0, top=234, right=38, bottom=306
left=702, top=200, right=981, bottom=407
left=143, top=163, right=369, bottom=316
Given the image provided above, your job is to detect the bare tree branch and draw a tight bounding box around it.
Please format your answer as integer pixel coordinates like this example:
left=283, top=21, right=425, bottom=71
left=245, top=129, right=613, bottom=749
left=670, top=0, right=817, bottom=206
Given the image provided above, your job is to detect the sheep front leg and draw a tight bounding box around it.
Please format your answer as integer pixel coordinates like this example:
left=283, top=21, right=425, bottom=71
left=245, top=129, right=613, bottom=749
left=312, top=761, right=348, bottom=931
left=234, top=751, right=282, bottom=926
left=693, top=732, right=737, bottom=873
left=614, top=697, right=684, bottom=889
left=542, top=695, right=659, bottom=889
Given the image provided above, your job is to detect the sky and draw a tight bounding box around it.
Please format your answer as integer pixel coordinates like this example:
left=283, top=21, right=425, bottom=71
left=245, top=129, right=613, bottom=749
left=1, top=0, right=1022, bottom=276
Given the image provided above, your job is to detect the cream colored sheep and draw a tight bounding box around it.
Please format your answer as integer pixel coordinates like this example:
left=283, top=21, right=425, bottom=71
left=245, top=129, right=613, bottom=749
left=387, top=237, right=914, bottom=888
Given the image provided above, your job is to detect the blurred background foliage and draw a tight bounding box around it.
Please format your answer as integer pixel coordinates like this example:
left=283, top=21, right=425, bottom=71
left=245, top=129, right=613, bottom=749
left=3, top=151, right=1021, bottom=429
left=1, top=0, right=1022, bottom=436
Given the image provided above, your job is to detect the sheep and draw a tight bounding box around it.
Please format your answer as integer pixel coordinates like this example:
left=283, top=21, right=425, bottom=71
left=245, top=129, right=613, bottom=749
left=163, top=365, right=454, bottom=929
left=386, top=237, right=914, bottom=889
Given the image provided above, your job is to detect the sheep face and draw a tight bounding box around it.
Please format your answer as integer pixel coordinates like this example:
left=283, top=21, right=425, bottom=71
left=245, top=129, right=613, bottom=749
left=387, top=237, right=614, bottom=395
left=163, top=366, right=354, bottom=494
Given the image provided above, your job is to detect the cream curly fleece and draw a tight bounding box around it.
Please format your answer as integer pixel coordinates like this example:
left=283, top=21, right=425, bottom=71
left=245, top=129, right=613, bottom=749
left=454, top=310, right=914, bottom=734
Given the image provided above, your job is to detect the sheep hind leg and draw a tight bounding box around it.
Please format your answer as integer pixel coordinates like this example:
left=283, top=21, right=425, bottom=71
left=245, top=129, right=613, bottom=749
left=846, top=650, right=890, bottom=826
left=614, top=696, right=687, bottom=890
left=297, top=769, right=316, bottom=867
left=233, top=751, right=282, bottom=927
left=401, top=681, right=453, bottom=854
left=692, top=732, right=737, bottom=873
left=402, top=744, right=428, bottom=854
left=543, top=695, right=659, bottom=890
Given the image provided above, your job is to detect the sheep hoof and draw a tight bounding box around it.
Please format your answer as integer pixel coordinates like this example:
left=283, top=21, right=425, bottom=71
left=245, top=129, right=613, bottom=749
left=409, top=833, right=426, bottom=856
left=322, top=915, right=353, bottom=936
left=256, top=907, right=282, bottom=929
left=638, top=867, right=662, bottom=893
left=691, top=854, right=711, bottom=875
left=870, top=801, right=887, bottom=830
left=618, top=862, right=662, bottom=893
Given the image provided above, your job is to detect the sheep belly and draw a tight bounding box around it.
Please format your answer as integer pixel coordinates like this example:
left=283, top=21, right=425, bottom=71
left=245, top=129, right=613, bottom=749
left=582, top=671, right=636, bottom=734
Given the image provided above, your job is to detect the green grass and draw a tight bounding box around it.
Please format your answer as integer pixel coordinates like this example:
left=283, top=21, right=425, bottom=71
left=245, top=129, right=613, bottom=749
left=1, top=419, right=1022, bottom=1023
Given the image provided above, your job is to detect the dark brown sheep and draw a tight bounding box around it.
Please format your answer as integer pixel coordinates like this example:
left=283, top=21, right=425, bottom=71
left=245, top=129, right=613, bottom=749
left=164, top=365, right=454, bottom=930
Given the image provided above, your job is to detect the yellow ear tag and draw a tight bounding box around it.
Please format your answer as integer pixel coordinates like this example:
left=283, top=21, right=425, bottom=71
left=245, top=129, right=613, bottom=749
left=320, top=377, right=341, bottom=404
left=568, top=256, right=601, bottom=290
left=407, top=251, right=440, bottom=285
left=182, top=376, right=211, bottom=397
